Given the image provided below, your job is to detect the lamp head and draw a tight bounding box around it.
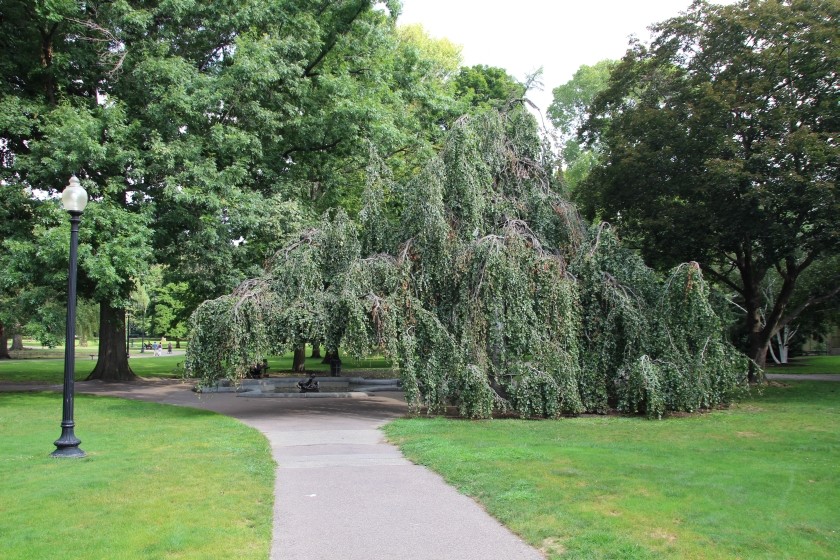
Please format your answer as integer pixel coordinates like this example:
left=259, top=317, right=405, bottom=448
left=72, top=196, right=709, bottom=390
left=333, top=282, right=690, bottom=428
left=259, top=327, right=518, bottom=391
left=61, top=176, right=88, bottom=213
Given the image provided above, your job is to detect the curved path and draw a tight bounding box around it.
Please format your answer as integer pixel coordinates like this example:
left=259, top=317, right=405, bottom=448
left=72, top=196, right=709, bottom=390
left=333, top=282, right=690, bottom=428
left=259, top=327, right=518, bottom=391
left=6, top=379, right=544, bottom=560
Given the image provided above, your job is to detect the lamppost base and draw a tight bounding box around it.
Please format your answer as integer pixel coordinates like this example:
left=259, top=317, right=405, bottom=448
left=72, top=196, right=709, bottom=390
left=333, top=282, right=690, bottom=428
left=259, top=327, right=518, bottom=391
left=52, top=433, right=86, bottom=458
left=51, top=446, right=86, bottom=458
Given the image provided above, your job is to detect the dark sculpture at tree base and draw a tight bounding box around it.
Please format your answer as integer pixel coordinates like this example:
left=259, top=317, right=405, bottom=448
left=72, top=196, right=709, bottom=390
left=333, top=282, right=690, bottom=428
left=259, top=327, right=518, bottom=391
left=298, top=375, right=320, bottom=393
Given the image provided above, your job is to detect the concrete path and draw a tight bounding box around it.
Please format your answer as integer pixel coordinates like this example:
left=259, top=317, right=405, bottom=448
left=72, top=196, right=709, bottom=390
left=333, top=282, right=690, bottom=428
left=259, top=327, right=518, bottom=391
left=765, top=373, right=840, bottom=382
left=5, top=379, right=544, bottom=560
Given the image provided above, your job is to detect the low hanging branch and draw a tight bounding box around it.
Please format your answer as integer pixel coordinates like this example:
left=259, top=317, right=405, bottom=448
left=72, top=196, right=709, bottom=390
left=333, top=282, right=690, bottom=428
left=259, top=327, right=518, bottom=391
left=185, top=107, right=748, bottom=418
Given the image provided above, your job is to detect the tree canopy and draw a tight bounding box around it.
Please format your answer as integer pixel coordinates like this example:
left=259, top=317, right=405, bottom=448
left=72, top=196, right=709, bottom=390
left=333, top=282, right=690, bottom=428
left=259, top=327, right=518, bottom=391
left=186, top=107, right=747, bottom=419
left=454, top=64, right=525, bottom=110
left=578, top=0, right=840, bottom=377
left=0, top=0, right=475, bottom=378
left=548, top=59, right=615, bottom=192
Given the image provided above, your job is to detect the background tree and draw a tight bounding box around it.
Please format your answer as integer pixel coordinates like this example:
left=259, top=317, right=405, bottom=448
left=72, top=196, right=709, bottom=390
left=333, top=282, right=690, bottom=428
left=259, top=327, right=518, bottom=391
left=548, top=59, right=615, bottom=192
left=151, top=281, right=190, bottom=348
left=454, top=64, right=525, bottom=110
left=0, top=178, right=70, bottom=354
left=1, top=0, right=462, bottom=380
left=772, top=254, right=840, bottom=358
left=75, top=299, right=99, bottom=348
left=578, top=0, right=839, bottom=379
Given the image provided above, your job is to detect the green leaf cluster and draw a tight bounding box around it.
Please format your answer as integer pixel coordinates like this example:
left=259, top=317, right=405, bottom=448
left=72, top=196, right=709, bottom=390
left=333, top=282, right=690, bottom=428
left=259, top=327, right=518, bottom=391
left=187, top=106, right=747, bottom=417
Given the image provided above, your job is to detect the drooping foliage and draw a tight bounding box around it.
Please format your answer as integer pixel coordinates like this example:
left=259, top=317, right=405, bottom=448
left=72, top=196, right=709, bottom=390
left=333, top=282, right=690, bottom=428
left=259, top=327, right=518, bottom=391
left=187, top=106, right=748, bottom=418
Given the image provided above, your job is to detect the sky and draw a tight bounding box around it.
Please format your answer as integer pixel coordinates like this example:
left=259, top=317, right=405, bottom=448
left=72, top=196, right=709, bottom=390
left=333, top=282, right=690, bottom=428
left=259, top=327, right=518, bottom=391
left=397, top=0, right=734, bottom=119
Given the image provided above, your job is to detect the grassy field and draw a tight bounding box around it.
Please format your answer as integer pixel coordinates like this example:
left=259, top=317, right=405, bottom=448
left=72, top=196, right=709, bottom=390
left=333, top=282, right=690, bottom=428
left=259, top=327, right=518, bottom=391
left=0, top=345, right=392, bottom=384
left=766, top=355, right=840, bottom=375
left=5, top=338, right=187, bottom=360
left=0, top=392, right=274, bottom=560
left=385, top=381, right=840, bottom=559
left=0, top=355, right=185, bottom=383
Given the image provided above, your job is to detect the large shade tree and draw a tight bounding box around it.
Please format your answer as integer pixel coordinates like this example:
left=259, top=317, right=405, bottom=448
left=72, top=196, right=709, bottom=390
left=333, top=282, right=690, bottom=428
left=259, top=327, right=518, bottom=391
left=0, top=0, right=471, bottom=380
left=578, top=0, right=839, bottom=379
left=186, top=107, right=747, bottom=419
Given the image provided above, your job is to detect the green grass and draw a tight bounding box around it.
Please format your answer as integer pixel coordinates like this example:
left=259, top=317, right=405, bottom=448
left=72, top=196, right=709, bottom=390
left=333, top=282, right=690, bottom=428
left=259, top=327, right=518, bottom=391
left=0, top=356, right=184, bottom=383
left=6, top=338, right=188, bottom=360
left=767, top=355, right=840, bottom=375
left=0, top=392, right=274, bottom=560
left=0, top=345, right=393, bottom=384
left=385, top=382, right=840, bottom=559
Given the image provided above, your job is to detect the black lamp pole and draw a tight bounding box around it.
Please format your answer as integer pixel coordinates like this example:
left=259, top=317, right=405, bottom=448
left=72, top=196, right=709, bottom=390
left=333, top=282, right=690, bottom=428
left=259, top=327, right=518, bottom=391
left=52, top=176, right=87, bottom=459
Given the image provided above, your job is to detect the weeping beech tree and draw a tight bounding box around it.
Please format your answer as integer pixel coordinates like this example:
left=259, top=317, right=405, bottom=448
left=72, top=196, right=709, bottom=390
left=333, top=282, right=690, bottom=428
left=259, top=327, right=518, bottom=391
left=186, top=107, right=747, bottom=418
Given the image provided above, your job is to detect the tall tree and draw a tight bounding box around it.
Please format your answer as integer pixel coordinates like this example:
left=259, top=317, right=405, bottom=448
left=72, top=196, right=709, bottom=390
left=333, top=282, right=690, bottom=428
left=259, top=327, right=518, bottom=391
left=548, top=59, right=615, bottom=192
left=2, top=0, right=455, bottom=380
left=0, top=177, right=67, bottom=355
left=579, top=0, right=839, bottom=379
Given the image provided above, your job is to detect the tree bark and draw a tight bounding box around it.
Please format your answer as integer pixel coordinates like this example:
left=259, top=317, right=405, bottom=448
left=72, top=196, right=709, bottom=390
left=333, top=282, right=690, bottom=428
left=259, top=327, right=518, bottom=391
left=293, top=344, right=307, bottom=373
left=745, top=301, right=766, bottom=382
left=321, top=350, right=336, bottom=364
left=87, top=301, right=136, bottom=381
left=747, top=335, right=770, bottom=381
left=0, top=323, right=10, bottom=359
left=11, top=333, right=24, bottom=351
left=311, top=340, right=321, bottom=359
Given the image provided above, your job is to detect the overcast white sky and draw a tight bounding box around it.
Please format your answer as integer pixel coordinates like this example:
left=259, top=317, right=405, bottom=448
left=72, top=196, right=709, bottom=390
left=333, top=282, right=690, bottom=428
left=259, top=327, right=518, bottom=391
left=397, top=0, right=735, bottom=118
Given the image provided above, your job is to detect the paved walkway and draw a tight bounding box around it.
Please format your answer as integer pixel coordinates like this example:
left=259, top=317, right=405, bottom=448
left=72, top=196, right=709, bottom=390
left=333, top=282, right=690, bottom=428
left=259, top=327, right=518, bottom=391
left=765, top=373, right=840, bottom=382
left=5, top=379, right=544, bottom=560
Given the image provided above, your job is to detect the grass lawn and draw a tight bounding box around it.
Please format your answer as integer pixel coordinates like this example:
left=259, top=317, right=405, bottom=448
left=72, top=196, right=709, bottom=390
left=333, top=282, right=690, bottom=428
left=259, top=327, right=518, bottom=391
left=385, top=381, right=840, bottom=559
left=0, top=356, right=185, bottom=383
left=6, top=338, right=189, bottom=360
left=767, top=355, right=840, bottom=375
left=0, top=345, right=393, bottom=384
left=0, top=392, right=274, bottom=560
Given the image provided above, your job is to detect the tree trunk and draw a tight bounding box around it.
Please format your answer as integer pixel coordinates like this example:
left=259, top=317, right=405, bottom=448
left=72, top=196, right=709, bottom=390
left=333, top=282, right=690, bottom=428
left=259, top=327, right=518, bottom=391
left=311, top=339, right=321, bottom=359
left=87, top=301, right=135, bottom=381
left=11, top=333, right=24, bottom=351
left=745, top=310, right=772, bottom=383
left=747, top=336, right=770, bottom=382
left=741, top=256, right=803, bottom=382
left=175, top=338, right=181, bottom=349
left=0, top=323, right=10, bottom=359
left=322, top=350, right=336, bottom=364
left=742, top=271, right=768, bottom=383
left=771, top=326, right=792, bottom=365
left=293, top=344, right=307, bottom=373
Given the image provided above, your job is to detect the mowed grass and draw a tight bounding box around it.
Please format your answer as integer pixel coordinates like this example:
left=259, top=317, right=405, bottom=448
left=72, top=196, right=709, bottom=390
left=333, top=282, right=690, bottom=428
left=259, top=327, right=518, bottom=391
left=385, top=381, right=840, bottom=559
left=0, top=392, right=274, bottom=560
left=767, top=355, right=840, bottom=375
left=0, top=346, right=392, bottom=384
left=0, top=355, right=184, bottom=383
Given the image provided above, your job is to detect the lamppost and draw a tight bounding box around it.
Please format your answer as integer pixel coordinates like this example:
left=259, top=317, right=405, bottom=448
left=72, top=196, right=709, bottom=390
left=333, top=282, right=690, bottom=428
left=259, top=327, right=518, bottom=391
left=52, top=176, right=87, bottom=459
